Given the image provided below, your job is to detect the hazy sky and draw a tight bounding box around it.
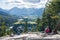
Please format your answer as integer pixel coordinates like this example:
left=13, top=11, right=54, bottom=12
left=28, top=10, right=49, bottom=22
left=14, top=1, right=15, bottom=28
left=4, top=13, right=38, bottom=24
left=0, top=0, right=48, bottom=10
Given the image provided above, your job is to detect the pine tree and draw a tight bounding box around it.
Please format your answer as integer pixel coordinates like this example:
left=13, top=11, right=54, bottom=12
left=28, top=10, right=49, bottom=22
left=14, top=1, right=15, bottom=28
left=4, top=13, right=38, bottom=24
left=0, top=16, right=7, bottom=36
left=31, top=25, right=35, bottom=32
left=24, top=18, right=28, bottom=33
left=36, top=18, right=41, bottom=32
left=42, top=0, right=60, bottom=34
left=43, top=0, right=60, bottom=28
left=1, top=22, right=6, bottom=36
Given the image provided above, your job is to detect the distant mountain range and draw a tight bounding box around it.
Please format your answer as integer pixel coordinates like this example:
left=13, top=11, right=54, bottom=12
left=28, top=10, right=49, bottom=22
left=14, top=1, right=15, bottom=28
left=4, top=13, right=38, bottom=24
left=0, top=8, right=17, bottom=25
left=0, top=7, right=44, bottom=18
left=9, top=7, right=44, bottom=18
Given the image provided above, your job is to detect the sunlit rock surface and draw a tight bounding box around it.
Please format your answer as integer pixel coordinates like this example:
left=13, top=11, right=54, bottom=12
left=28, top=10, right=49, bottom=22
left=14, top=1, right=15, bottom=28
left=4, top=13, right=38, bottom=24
left=0, top=32, right=60, bottom=40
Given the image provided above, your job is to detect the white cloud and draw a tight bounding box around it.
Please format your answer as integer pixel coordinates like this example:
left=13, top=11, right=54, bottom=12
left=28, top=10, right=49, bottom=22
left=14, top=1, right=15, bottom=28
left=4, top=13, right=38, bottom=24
left=0, top=0, right=48, bottom=10
left=23, top=0, right=40, bottom=3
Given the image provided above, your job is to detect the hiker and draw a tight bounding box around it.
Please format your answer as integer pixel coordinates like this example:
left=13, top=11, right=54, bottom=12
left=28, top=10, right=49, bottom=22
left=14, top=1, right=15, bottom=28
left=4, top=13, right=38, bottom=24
left=45, top=27, right=50, bottom=33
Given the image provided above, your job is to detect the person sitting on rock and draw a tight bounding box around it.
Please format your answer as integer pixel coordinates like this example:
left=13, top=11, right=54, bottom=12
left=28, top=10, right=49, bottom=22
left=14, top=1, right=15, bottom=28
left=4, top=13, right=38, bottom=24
left=45, top=27, right=50, bottom=33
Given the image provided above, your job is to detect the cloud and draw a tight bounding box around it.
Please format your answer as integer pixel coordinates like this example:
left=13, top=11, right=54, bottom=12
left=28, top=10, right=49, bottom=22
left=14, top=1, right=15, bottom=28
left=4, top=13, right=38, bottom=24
left=23, top=0, right=40, bottom=3
left=0, top=0, right=48, bottom=10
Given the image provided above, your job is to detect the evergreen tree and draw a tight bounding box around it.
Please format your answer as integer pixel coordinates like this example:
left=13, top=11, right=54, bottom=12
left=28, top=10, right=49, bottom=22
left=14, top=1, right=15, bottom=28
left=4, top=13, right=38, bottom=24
left=24, top=18, right=28, bottom=33
left=42, top=0, right=60, bottom=29
left=0, top=16, right=11, bottom=36
left=42, top=0, right=60, bottom=34
left=1, top=22, right=6, bottom=36
left=36, top=18, right=41, bottom=32
left=31, top=25, right=35, bottom=32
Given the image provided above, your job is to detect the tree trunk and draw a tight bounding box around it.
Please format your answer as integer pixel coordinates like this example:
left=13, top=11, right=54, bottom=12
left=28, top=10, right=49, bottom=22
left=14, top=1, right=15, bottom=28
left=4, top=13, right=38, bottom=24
left=53, top=28, right=58, bottom=34
left=53, top=22, right=60, bottom=34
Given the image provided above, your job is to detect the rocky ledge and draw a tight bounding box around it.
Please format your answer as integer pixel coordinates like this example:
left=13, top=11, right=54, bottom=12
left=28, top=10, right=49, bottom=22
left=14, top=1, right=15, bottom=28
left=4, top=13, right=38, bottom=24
left=0, top=32, right=60, bottom=40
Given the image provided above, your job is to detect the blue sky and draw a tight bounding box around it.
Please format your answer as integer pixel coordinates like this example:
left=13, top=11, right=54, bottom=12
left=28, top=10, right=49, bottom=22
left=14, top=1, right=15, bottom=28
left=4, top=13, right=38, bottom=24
left=0, top=0, right=48, bottom=10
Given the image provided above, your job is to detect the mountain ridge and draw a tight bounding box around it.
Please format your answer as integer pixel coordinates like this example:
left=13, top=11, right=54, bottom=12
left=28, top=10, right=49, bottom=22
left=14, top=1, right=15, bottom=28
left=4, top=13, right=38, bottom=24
left=0, top=8, right=17, bottom=25
left=0, top=7, right=44, bottom=18
left=8, top=7, right=44, bottom=18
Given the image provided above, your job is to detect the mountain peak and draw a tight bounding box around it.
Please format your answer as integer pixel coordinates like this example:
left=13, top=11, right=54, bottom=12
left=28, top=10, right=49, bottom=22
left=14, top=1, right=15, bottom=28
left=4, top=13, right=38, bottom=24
left=0, top=8, right=9, bottom=13
left=0, top=8, right=5, bottom=11
left=10, top=7, right=20, bottom=10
